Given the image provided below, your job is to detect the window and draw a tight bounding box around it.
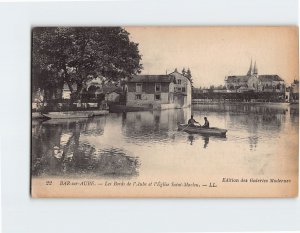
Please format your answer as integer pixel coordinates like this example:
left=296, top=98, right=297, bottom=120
left=155, top=94, right=161, bottom=101
left=182, top=87, right=186, bottom=92
left=177, top=79, right=181, bottom=84
left=136, top=83, right=142, bottom=93
left=177, top=87, right=182, bottom=92
left=155, top=83, right=161, bottom=92
left=136, top=94, right=141, bottom=100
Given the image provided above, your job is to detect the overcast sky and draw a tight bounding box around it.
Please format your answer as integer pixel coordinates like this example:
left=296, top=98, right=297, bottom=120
left=126, top=26, right=298, bottom=88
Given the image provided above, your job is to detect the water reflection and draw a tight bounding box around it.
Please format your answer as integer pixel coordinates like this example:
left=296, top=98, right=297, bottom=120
left=32, top=117, right=139, bottom=178
left=122, top=109, right=191, bottom=144
left=187, top=134, right=223, bottom=149
left=32, top=103, right=298, bottom=178
left=188, top=135, right=194, bottom=145
left=203, top=136, right=209, bottom=149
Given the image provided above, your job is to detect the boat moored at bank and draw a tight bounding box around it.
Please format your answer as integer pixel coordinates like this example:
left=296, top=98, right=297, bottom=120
left=42, top=110, right=109, bottom=119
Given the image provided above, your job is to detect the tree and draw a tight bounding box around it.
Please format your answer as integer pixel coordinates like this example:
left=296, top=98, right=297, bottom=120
left=182, top=68, right=186, bottom=76
left=186, top=68, right=193, bottom=88
left=186, top=68, right=192, bottom=80
left=32, top=27, right=143, bottom=100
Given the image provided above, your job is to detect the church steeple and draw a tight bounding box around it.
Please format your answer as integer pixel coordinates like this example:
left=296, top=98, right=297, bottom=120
left=253, top=61, right=258, bottom=75
left=247, top=59, right=253, bottom=76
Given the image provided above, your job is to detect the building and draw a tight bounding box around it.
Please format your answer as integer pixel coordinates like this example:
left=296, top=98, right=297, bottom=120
left=32, top=88, right=44, bottom=111
left=225, top=60, right=285, bottom=93
left=106, top=91, right=120, bottom=103
left=125, top=70, right=192, bottom=109
left=225, top=60, right=259, bottom=92
left=62, top=83, right=77, bottom=99
left=287, top=80, right=299, bottom=103
left=258, top=75, right=285, bottom=93
left=61, top=78, right=123, bottom=103
left=102, top=84, right=122, bottom=103
left=169, top=70, right=192, bottom=107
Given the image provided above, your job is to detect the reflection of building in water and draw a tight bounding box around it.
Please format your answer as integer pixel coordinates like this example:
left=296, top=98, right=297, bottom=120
left=193, top=103, right=291, bottom=151
left=82, top=117, right=106, bottom=135
left=288, top=104, right=299, bottom=124
left=193, top=103, right=288, bottom=119
left=122, top=108, right=191, bottom=142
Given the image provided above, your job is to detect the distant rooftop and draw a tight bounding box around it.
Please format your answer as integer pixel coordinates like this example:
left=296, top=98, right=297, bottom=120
left=226, top=74, right=284, bottom=83
left=127, top=75, right=175, bottom=83
left=226, top=76, right=249, bottom=82
left=258, top=75, right=283, bottom=82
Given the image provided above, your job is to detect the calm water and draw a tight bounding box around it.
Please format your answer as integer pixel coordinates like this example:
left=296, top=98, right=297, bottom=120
left=32, top=103, right=299, bottom=180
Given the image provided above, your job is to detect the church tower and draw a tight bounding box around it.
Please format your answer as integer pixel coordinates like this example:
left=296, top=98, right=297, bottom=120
left=253, top=61, right=258, bottom=76
left=247, top=59, right=253, bottom=76
left=247, top=60, right=259, bottom=91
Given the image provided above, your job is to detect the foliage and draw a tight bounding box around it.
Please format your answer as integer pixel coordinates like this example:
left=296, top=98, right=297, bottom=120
left=32, top=27, right=143, bottom=100
left=186, top=68, right=193, bottom=85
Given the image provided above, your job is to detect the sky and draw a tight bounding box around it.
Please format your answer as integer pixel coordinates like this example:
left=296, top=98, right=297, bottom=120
left=126, top=26, right=298, bottom=88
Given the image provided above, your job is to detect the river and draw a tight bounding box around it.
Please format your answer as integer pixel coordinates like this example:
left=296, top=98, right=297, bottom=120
left=31, top=103, right=299, bottom=184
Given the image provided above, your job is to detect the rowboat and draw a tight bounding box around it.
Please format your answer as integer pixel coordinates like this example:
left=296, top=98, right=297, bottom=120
left=32, top=112, right=47, bottom=119
left=42, top=110, right=109, bottom=119
left=178, top=123, right=227, bottom=136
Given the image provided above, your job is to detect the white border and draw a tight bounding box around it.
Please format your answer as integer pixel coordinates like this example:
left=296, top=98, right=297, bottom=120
left=0, top=1, right=299, bottom=232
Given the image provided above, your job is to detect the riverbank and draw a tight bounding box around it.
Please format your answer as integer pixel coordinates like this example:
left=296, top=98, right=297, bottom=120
left=32, top=109, right=109, bottom=119
left=192, top=99, right=291, bottom=105
left=32, top=102, right=298, bottom=119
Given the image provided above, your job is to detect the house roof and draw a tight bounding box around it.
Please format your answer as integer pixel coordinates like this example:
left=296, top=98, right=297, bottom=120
left=127, top=75, right=175, bottom=83
left=226, top=75, right=249, bottom=82
left=168, top=71, right=192, bottom=83
left=258, top=75, right=283, bottom=82
left=102, top=83, right=122, bottom=94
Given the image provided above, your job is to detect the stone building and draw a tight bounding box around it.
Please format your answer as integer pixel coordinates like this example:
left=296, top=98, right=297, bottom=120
left=258, top=75, right=285, bottom=93
left=125, top=70, right=192, bottom=109
left=225, top=60, right=285, bottom=93
left=290, top=80, right=299, bottom=103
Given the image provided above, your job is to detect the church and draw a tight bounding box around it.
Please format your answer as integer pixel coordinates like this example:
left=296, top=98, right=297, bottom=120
left=225, top=60, right=285, bottom=93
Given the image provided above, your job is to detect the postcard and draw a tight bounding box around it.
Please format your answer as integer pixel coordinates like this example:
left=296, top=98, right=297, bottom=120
left=31, top=26, right=298, bottom=197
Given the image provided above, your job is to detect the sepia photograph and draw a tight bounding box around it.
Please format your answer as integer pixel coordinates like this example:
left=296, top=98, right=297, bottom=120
left=31, top=26, right=299, bottom=197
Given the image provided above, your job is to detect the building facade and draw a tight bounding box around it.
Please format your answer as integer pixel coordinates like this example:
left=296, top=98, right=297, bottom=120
left=289, top=80, right=299, bottom=103
left=126, top=70, right=192, bottom=109
left=225, top=60, right=285, bottom=93
left=169, top=71, right=192, bottom=108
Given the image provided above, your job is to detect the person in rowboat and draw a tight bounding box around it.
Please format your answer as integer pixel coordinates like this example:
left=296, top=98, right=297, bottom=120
left=202, top=117, right=210, bottom=128
left=188, top=115, right=200, bottom=127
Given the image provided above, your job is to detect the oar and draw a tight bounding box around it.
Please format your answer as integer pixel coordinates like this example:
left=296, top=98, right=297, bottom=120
left=179, top=123, right=192, bottom=131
